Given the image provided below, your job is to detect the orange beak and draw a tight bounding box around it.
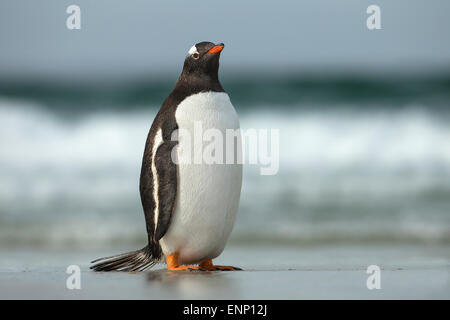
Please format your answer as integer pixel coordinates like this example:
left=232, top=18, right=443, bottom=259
left=207, top=44, right=224, bottom=54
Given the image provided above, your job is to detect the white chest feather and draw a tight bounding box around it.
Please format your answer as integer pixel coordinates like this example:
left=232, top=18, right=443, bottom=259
left=159, top=91, right=242, bottom=264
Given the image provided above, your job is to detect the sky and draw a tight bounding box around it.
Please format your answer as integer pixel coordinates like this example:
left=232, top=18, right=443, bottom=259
left=0, top=0, right=449, bottom=81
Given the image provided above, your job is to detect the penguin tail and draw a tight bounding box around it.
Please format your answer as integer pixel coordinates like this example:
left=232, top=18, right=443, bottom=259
left=90, top=245, right=162, bottom=272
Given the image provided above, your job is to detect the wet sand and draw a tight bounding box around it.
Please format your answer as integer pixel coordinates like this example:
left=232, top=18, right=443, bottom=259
left=1, top=245, right=449, bottom=299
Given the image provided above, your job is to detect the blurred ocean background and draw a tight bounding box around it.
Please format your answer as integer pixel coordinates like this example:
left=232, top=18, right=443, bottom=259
left=0, top=0, right=449, bottom=251
left=1, top=74, right=450, bottom=249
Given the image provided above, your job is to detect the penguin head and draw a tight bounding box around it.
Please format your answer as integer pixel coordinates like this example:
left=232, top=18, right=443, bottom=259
left=182, top=42, right=224, bottom=78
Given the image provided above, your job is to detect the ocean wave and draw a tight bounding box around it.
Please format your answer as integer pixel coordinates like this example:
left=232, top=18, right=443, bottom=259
left=2, top=98, right=450, bottom=173
left=1, top=74, right=450, bottom=109
left=1, top=97, right=450, bottom=247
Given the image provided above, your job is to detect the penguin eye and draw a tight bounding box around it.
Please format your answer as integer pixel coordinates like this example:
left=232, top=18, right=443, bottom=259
left=192, top=52, right=200, bottom=60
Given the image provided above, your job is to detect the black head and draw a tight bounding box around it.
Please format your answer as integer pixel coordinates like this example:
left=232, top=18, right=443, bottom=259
left=181, top=42, right=225, bottom=80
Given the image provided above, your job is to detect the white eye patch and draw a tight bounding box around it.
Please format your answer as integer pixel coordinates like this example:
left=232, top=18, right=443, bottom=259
left=188, top=45, right=198, bottom=56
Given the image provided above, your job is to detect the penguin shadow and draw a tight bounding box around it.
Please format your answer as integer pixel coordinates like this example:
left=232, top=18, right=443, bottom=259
left=146, top=268, right=225, bottom=282
left=145, top=268, right=239, bottom=297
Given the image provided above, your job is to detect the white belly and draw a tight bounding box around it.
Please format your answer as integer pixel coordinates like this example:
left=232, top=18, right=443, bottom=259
left=159, top=91, right=242, bottom=264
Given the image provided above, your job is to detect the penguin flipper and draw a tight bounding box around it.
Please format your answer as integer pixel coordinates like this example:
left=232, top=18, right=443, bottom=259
left=153, top=140, right=178, bottom=241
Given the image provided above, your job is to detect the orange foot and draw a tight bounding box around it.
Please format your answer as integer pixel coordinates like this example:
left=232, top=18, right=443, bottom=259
left=166, top=254, right=242, bottom=271
left=199, top=259, right=242, bottom=271
left=166, top=253, right=200, bottom=271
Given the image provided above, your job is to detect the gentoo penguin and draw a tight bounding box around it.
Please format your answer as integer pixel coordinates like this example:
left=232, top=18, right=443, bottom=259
left=91, top=42, right=242, bottom=271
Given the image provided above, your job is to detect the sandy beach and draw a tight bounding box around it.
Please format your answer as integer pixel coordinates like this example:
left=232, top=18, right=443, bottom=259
left=1, top=244, right=449, bottom=299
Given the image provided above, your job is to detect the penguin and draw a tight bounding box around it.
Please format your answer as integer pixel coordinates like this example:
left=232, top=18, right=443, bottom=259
left=91, top=42, right=242, bottom=272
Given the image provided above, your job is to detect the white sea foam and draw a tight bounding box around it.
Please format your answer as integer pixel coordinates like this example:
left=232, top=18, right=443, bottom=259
left=2, top=100, right=450, bottom=173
